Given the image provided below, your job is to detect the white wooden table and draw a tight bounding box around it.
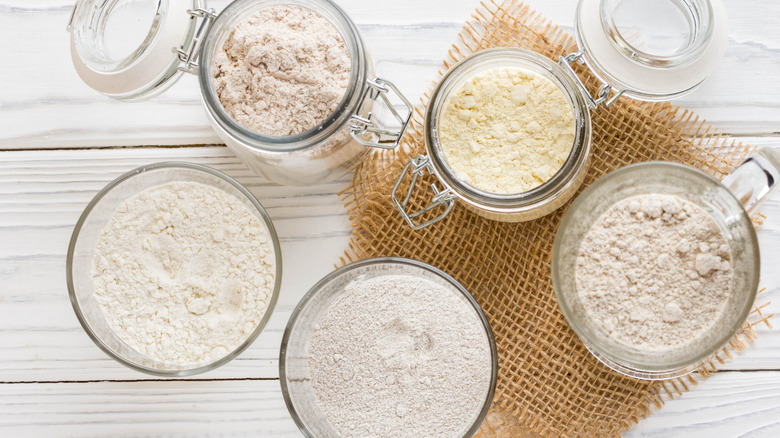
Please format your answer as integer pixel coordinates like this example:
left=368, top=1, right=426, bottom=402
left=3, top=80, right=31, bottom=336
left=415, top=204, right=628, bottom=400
left=2, top=0, right=780, bottom=436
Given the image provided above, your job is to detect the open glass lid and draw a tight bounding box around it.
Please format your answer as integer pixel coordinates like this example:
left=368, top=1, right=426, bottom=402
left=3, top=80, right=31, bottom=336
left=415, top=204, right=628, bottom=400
left=67, top=0, right=215, bottom=101
left=568, top=0, right=729, bottom=104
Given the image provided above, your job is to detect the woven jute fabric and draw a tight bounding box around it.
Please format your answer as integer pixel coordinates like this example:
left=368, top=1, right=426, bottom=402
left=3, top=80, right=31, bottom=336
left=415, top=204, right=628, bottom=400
left=339, top=1, right=774, bottom=436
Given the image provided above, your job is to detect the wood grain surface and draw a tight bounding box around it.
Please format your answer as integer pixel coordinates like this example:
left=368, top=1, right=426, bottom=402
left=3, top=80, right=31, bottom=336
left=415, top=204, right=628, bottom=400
left=1, top=0, right=779, bottom=436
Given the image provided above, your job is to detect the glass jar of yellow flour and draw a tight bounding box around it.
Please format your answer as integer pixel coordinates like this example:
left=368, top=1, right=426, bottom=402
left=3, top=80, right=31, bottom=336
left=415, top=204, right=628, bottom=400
left=393, top=0, right=728, bottom=229
left=68, top=0, right=412, bottom=186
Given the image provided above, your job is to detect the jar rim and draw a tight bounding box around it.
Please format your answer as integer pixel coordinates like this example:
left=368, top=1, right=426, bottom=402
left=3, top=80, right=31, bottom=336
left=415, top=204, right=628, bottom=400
left=198, top=0, right=369, bottom=153
left=424, top=48, right=592, bottom=215
left=599, top=0, right=715, bottom=68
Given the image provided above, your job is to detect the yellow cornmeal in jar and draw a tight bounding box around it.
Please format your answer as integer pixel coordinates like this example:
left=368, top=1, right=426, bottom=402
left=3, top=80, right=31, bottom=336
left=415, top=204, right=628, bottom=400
left=439, top=66, right=576, bottom=194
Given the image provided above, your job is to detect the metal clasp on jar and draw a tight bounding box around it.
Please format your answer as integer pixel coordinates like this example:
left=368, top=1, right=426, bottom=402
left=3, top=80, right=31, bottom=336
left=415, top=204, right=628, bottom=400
left=350, top=78, right=414, bottom=149
left=558, top=51, right=625, bottom=110
left=176, top=7, right=219, bottom=74
left=391, top=155, right=456, bottom=230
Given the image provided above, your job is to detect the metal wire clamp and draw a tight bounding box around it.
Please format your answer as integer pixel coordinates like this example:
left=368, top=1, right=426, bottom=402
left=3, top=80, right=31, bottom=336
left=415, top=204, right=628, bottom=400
left=350, top=78, right=414, bottom=149
left=391, top=155, right=457, bottom=230
left=559, top=51, right=625, bottom=110
left=176, top=8, right=218, bottom=74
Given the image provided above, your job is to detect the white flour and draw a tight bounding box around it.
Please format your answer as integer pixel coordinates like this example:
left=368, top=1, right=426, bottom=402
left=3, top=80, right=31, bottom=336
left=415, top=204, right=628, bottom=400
left=92, top=182, right=276, bottom=366
left=212, top=5, right=351, bottom=137
left=309, top=274, right=492, bottom=438
left=576, top=194, right=733, bottom=350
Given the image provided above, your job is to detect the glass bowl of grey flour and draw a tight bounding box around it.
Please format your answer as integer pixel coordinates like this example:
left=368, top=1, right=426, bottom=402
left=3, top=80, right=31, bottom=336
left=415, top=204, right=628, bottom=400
left=67, top=162, right=282, bottom=376
left=280, top=257, right=498, bottom=438
left=552, top=149, right=780, bottom=379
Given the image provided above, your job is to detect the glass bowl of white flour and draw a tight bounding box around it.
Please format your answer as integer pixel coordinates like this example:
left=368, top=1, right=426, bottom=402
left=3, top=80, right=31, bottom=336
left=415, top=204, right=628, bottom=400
left=67, top=162, right=282, bottom=376
left=280, top=258, right=497, bottom=438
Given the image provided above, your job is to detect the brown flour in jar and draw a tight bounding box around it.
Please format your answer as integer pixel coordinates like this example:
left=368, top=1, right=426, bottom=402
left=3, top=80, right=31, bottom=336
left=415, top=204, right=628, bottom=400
left=212, top=5, right=351, bottom=137
left=576, top=194, right=733, bottom=350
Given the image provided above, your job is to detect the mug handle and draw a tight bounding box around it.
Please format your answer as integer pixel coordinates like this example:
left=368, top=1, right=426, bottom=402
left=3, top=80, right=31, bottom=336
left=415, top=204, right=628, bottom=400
left=722, top=148, right=780, bottom=214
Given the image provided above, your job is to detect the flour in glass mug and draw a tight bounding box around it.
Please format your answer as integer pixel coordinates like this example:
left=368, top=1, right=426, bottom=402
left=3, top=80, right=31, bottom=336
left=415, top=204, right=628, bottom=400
left=309, top=274, right=492, bottom=438
left=576, top=194, right=733, bottom=350
left=92, top=182, right=276, bottom=366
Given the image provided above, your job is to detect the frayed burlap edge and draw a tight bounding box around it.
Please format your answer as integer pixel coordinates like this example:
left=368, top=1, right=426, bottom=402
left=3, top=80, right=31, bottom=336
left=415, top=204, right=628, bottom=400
left=338, top=1, right=775, bottom=436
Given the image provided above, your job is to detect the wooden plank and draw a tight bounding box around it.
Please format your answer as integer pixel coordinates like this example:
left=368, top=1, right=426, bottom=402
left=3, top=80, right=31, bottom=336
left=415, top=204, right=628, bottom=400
left=627, top=371, right=780, bottom=437
left=0, top=379, right=302, bottom=437
left=1, top=0, right=779, bottom=149
left=0, top=0, right=475, bottom=149
left=0, top=142, right=779, bottom=384
left=2, top=371, right=780, bottom=437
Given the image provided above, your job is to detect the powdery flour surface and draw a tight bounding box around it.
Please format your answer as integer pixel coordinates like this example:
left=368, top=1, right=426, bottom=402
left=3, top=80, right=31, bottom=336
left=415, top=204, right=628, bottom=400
left=212, top=5, right=351, bottom=137
left=439, top=66, right=575, bottom=194
left=92, top=182, right=276, bottom=366
left=309, top=275, right=492, bottom=438
left=576, top=194, right=733, bottom=350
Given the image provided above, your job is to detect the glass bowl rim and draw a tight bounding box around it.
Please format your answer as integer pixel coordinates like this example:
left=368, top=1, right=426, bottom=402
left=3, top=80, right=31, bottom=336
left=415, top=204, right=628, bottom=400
left=279, top=256, right=499, bottom=438
left=66, top=161, right=283, bottom=377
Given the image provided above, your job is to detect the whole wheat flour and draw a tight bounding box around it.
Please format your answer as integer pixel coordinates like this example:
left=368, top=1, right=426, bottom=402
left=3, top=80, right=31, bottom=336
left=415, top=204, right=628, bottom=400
left=576, top=194, right=733, bottom=350
left=439, top=66, right=575, bottom=194
left=212, top=5, right=351, bottom=137
left=92, top=181, right=276, bottom=365
left=309, top=274, right=493, bottom=438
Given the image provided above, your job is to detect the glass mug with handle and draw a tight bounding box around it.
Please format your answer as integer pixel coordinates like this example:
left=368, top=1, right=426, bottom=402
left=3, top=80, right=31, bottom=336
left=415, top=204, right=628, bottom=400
left=552, top=148, right=780, bottom=379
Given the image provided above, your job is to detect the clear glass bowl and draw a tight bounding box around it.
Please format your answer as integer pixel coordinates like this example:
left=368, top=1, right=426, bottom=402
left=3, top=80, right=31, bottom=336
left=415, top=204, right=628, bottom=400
left=552, top=162, right=759, bottom=379
left=280, top=257, right=498, bottom=437
left=66, top=162, right=283, bottom=376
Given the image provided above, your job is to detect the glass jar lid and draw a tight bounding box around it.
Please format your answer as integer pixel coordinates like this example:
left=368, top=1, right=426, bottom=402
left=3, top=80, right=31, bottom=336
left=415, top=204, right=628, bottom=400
left=68, top=0, right=208, bottom=101
left=573, top=0, right=729, bottom=102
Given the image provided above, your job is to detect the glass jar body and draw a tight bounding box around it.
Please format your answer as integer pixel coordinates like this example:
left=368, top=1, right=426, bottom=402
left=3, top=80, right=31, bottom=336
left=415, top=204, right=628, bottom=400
left=425, top=48, right=592, bottom=223
left=203, top=95, right=371, bottom=186
left=198, top=0, right=374, bottom=186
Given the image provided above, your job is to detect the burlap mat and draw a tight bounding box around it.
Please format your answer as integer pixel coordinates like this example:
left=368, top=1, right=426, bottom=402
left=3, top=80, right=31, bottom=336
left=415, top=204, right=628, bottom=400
left=339, top=1, right=774, bottom=436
